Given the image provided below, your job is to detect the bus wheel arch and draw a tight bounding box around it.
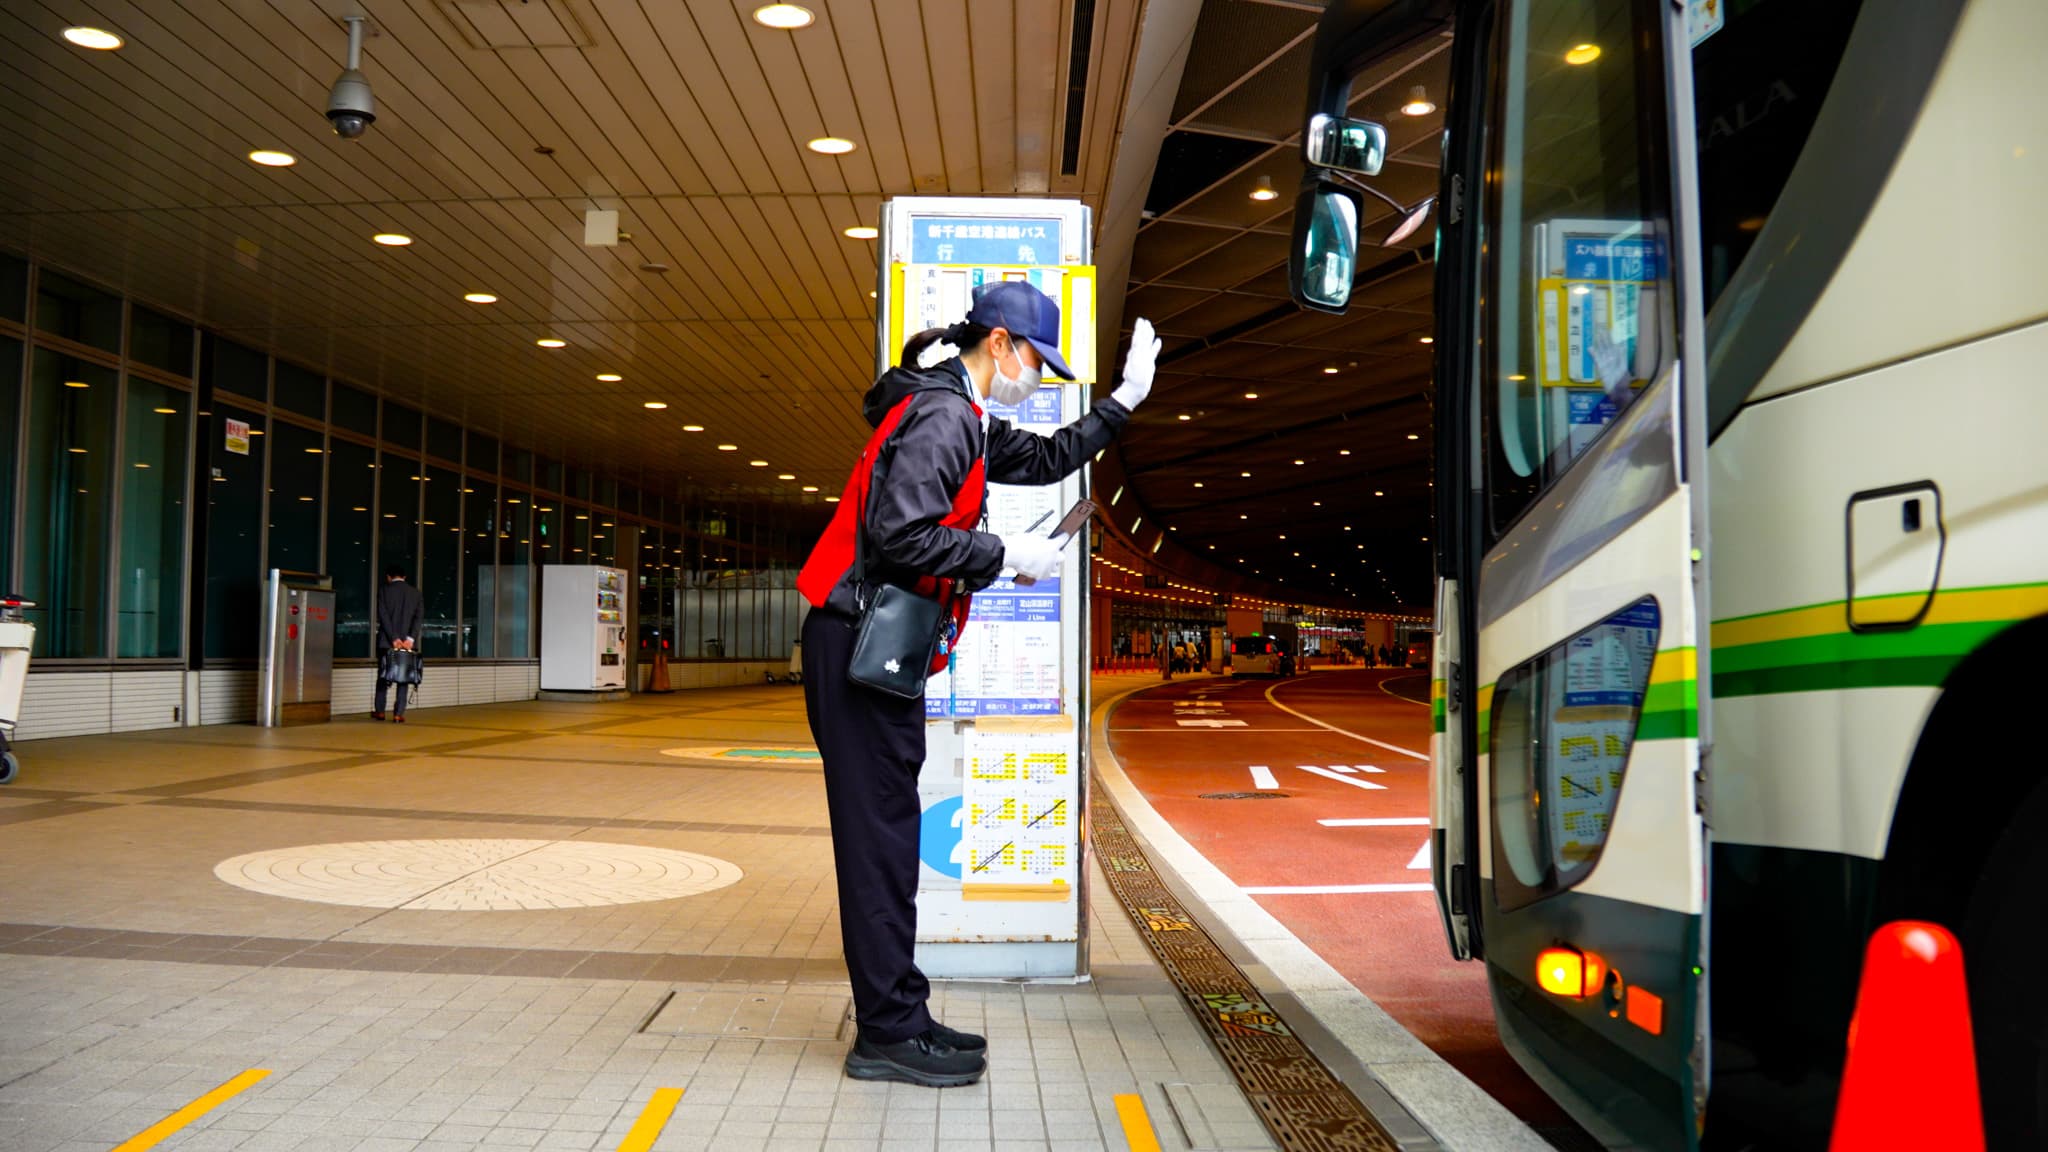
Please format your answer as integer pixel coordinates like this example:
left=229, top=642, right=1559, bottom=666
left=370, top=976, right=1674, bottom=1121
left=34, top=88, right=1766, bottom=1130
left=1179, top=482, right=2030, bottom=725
left=1875, top=611, right=2048, bottom=1148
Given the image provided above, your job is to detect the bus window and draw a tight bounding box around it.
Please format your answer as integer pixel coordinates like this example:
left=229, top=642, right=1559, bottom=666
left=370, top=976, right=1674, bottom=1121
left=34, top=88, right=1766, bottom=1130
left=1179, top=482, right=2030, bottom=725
left=1481, top=0, right=1678, bottom=534
left=1488, top=597, right=1661, bottom=911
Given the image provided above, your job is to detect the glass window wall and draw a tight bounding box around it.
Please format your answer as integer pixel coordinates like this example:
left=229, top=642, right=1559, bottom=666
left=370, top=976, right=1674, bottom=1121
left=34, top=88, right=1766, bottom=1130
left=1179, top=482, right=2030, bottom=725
left=35, top=271, right=122, bottom=355
left=462, top=477, right=496, bottom=658
left=266, top=421, right=324, bottom=575
left=0, top=336, right=19, bottom=594
left=274, top=361, right=325, bottom=421
left=421, top=464, right=460, bottom=657
left=203, top=404, right=265, bottom=659
left=129, top=307, right=194, bottom=378
left=24, top=351, right=115, bottom=656
left=326, top=439, right=376, bottom=658
left=117, top=378, right=189, bottom=657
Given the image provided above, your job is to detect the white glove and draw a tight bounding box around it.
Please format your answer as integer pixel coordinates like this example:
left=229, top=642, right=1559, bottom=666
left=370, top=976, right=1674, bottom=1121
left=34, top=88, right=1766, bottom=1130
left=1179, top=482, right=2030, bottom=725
left=1001, top=533, right=1065, bottom=584
left=1111, top=317, right=1161, bottom=411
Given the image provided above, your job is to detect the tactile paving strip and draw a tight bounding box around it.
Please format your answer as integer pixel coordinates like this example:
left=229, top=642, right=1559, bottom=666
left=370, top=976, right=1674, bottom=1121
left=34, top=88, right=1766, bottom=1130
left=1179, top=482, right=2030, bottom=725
left=1090, top=779, right=1401, bottom=1151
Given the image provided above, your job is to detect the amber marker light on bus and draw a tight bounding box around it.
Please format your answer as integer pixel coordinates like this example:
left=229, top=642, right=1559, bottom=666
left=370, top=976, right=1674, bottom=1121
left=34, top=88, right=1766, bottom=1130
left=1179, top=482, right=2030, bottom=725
left=1535, top=946, right=1606, bottom=998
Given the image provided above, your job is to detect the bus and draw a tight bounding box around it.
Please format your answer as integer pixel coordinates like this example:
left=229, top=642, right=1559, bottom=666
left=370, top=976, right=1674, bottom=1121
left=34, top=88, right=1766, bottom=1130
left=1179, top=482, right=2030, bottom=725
left=1293, top=0, right=2046, bottom=1147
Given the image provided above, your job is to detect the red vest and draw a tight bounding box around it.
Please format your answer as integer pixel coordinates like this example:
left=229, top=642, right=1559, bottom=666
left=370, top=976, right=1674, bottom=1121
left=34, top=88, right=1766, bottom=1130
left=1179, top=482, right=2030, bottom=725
left=797, top=393, right=987, bottom=674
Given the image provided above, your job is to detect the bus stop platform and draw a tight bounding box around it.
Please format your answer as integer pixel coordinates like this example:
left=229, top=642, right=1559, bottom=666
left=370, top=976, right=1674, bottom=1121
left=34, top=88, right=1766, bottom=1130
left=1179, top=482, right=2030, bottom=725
left=0, top=680, right=1531, bottom=1152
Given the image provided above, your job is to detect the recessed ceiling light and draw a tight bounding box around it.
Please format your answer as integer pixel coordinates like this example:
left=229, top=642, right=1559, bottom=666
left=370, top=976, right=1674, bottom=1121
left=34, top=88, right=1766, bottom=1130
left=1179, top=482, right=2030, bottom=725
left=1294, top=459, right=1305, bottom=465
left=1244, top=391, right=1259, bottom=400
left=536, top=338, right=567, bottom=348
left=717, top=444, right=738, bottom=451
left=826, top=496, right=841, bottom=503
left=249, top=150, right=296, bottom=167
left=1241, top=471, right=1252, bottom=478
left=750, top=460, right=769, bottom=467
left=372, top=233, right=412, bottom=246
left=1407, top=433, right=1420, bottom=440
left=844, top=226, right=879, bottom=240
left=1193, top=482, right=1204, bottom=488
left=684, top=425, right=705, bottom=433
left=596, top=373, right=622, bottom=382
left=802, top=485, right=819, bottom=493
left=1340, top=449, right=1351, bottom=455
left=753, top=4, right=816, bottom=29
left=1565, top=43, right=1601, bottom=65
left=643, top=401, right=668, bottom=410
left=808, top=136, right=857, bottom=155
left=778, top=474, right=796, bottom=481
left=63, top=26, right=122, bottom=50
left=1419, top=336, right=1434, bottom=344
left=1177, top=413, right=1191, bottom=421
left=1323, top=366, right=1340, bottom=375
left=464, top=292, right=497, bottom=304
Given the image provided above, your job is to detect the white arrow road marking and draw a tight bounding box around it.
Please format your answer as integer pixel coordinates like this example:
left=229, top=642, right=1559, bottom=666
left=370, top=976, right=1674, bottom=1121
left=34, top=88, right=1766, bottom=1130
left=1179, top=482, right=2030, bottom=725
left=1250, top=766, right=1280, bottom=790
left=1297, top=764, right=1387, bottom=791
left=1318, top=817, right=1430, bottom=827
left=1177, top=719, right=1248, bottom=728
left=1324, top=765, right=1358, bottom=774
left=1242, top=883, right=1435, bottom=895
left=1357, top=765, right=1386, bottom=773
left=1408, top=842, right=1431, bottom=870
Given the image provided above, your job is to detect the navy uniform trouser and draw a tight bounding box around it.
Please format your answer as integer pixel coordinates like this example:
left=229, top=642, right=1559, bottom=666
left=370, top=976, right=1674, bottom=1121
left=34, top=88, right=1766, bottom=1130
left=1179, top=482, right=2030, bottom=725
left=801, top=608, right=934, bottom=1045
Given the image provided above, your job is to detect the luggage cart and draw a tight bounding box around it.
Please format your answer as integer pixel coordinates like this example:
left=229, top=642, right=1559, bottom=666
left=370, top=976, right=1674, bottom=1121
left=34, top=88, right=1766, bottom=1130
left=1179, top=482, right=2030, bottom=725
left=0, top=597, right=33, bottom=784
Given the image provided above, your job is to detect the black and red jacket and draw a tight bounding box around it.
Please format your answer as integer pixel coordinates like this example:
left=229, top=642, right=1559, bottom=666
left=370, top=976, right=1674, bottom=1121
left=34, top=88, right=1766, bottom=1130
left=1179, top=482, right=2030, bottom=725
left=798, top=359, right=1131, bottom=673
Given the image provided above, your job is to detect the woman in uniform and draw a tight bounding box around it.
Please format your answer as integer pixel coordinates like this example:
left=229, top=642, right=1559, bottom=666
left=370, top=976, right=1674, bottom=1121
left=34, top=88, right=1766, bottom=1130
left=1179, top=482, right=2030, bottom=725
left=796, top=280, right=1158, bottom=1086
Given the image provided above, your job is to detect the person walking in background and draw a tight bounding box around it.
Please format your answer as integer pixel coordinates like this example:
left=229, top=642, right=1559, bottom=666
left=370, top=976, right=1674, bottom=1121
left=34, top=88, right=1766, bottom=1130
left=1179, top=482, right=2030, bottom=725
left=373, top=563, right=422, bottom=722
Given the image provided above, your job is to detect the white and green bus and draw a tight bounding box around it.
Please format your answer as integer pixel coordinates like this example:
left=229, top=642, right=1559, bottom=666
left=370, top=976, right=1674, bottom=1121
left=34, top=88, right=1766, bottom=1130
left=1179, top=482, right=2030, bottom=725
left=1293, top=0, right=2047, bottom=1146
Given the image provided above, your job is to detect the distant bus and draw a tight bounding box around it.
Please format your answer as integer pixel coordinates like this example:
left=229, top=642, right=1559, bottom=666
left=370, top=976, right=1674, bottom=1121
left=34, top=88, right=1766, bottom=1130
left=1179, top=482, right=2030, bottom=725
left=1404, top=634, right=1432, bottom=670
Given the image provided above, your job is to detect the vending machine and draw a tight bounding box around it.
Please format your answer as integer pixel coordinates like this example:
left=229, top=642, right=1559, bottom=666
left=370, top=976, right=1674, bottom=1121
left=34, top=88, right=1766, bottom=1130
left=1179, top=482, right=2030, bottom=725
left=540, top=565, right=627, bottom=692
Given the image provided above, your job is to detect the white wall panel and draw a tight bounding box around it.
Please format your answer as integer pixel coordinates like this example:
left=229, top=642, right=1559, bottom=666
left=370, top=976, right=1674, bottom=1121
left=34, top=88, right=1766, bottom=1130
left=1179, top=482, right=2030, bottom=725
left=199, top=670, right=256, bottom=728
left=110, top=671, right=186, bottom=733
left=17, top=673, right=112, bottom=742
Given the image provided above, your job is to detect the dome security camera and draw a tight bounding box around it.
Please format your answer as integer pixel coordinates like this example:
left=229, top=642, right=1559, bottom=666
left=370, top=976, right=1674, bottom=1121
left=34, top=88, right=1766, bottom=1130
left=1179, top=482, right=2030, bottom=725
left=326, top=16, right=375, bottom=140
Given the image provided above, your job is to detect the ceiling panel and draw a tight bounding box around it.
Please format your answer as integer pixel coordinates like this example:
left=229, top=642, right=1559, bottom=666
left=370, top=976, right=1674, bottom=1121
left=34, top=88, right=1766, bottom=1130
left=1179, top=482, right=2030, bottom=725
left=0, top=0, right=1148, bottom=500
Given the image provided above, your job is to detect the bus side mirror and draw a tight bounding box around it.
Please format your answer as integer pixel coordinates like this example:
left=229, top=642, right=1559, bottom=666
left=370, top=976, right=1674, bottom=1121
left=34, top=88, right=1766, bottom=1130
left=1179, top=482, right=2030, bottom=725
left=1291, top=182, right=1361, bottom=314
left=1304, top=114, right=1387, bottom=176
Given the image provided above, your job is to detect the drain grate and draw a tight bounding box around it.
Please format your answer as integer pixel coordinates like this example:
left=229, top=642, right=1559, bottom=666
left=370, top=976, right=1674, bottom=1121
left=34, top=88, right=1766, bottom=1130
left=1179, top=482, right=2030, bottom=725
left=1093, top=780, right=1399, bottom=1151
left=640, top=990, right=853, bottom=1040
left=1198, top=791, right=1290, bottom=800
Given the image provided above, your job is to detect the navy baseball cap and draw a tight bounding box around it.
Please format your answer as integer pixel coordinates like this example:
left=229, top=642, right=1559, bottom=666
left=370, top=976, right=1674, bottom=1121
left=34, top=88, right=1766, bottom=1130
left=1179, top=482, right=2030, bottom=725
left=967, top=281, right=1074, bottom=381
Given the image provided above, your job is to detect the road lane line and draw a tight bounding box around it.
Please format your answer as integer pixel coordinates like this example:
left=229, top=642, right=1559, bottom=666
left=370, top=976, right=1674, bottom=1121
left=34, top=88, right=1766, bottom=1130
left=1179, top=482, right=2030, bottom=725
left=1318, top=817, right=1430, bottom=827
left=618, top=1087, right=685, bottom=1152
left=1263, top=683, right=1429, bottom=760
left=1298, top=764, right=1387, bottom=791
left=1324, top=764, right=1357, bottom=773
left=1114, top=1093, right=1165, bottom=1152
left=1242, top=883, right=1435, bottom=894
left=1250, top=766, right=1280, bottom=790
left=112, top=1069, right=270, bottom=1152
left=1408, top=843, right=1431, bottom=869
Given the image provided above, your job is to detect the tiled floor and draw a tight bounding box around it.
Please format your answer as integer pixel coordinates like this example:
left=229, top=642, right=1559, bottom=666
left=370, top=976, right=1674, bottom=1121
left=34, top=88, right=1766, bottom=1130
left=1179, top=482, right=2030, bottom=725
left=0, top=687, right=1278, bottom=1152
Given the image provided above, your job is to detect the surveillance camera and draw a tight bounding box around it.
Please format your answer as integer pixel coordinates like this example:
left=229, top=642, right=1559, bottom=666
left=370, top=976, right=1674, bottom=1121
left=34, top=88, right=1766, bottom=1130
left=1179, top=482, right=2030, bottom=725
left=327, top=68, right=376, bottom=139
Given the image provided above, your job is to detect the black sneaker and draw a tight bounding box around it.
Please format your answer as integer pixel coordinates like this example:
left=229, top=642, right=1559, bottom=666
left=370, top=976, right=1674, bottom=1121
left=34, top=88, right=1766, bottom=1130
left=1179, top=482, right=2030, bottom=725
left=929, top=1020, right=985, bottom=1052
left=844, top=1030, right=986, bottom=1087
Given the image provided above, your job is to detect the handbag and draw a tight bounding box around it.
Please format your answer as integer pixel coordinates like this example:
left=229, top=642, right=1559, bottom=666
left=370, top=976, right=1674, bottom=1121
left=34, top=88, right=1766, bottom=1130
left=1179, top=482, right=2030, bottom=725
left=846, top=455, right=952, bottom=700
left=379, top=646, right=423, bottom=686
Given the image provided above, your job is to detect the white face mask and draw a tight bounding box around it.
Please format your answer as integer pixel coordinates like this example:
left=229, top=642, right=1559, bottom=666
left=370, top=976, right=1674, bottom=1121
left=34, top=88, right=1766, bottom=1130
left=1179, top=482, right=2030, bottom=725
left=989, top=338, right=1044, bottom=407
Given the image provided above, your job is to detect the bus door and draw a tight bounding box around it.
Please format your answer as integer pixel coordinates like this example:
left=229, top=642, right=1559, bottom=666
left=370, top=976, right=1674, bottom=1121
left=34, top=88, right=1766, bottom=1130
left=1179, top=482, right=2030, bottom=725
left=1293, top=0, right=1714, bottom=1146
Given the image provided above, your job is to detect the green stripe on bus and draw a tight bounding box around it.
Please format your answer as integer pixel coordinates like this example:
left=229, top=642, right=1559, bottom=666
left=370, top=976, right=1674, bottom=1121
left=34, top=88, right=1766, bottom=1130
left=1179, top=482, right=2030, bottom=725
left=1432, top=696, right=1447, bottom=733
left=1713, top=654, right=1963, bottom=699
left=1712, top=620, right=2004, bottom=677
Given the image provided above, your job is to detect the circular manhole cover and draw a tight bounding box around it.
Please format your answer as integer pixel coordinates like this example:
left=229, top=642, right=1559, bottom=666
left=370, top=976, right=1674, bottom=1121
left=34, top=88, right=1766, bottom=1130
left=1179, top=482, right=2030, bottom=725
left=1198, top=791, right=1291, bottom=800
left=215, top=839, right=743, bottom=910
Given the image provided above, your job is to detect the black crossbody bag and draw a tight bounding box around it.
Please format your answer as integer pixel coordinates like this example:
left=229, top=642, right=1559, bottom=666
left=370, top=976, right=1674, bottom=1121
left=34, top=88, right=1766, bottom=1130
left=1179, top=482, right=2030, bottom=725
left=846, top=454, right=955, bottom=699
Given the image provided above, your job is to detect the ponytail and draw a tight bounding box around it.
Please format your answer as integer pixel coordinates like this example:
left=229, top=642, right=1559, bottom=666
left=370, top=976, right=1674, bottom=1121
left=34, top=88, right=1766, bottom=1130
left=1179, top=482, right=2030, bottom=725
left=901, top=321, right=992, bottom=369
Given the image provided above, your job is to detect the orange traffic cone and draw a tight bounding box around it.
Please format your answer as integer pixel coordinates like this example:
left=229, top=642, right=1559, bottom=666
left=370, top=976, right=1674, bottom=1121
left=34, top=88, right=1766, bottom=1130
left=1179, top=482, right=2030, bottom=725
left=1830, top=921, right=1983, bottom=1152
left=648, top=640, right=673, bottom=694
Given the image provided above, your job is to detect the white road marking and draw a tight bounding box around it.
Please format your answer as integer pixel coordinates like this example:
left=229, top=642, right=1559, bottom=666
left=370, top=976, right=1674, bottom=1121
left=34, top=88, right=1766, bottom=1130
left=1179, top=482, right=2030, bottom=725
left=1298, top=764, right=1387, bottom=791
left=1250, top=765, right=1280, bottom=790
left=1176, top=719, right=1248, bottom=728
left=1323, top=765, right=1357, bottom=774
left=1318, top=817, right=1431, bottom=827
left=1408, top=842, right=1431, bottom=870
left=1108, top=727, right=1324, bottom=733
left=1357, top=765, right=1385, bottom=773
left=1262, top=683, right=1428, bottom=760
left=1241, top=883, right=1435, bottom=895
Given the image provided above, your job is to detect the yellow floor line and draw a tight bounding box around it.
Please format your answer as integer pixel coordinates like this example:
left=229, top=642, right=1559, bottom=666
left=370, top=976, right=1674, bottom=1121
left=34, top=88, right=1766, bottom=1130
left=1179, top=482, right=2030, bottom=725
left=1113, top=1092, right=1164, bottom=1152
left=111, top=1069, right=270, bottom=1152
left=617, top=1087, right=684, bottom=1152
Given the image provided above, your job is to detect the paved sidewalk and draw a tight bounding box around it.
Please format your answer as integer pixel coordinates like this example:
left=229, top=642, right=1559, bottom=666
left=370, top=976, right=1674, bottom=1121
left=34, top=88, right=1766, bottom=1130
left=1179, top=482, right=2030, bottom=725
left=0, top=687, right=1278, bottom=1152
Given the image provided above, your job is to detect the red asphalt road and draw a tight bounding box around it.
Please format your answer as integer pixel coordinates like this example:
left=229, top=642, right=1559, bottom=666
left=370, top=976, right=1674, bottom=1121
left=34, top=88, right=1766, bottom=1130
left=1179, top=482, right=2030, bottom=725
left=1106, top=667, right=1574, bottom=1131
